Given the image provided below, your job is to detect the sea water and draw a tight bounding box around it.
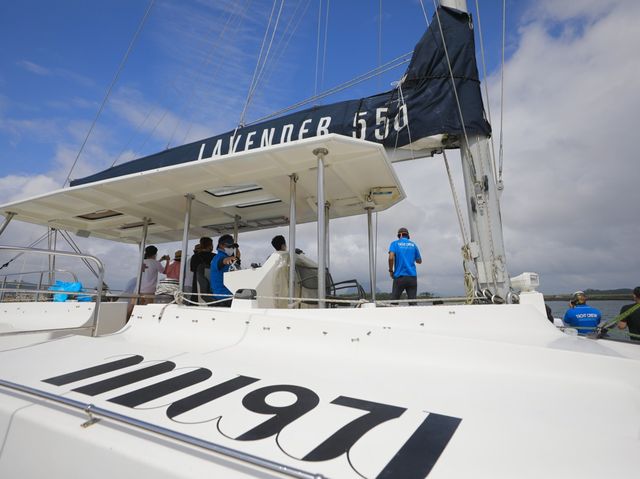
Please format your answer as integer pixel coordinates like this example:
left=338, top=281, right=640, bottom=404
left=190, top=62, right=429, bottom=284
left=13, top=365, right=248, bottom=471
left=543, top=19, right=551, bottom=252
left=546, top=299, right=636, bottom=342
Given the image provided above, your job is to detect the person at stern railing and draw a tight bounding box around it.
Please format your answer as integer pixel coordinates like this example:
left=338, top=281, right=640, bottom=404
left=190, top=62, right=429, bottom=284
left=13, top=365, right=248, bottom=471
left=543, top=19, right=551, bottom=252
left=388, top=227, right=422, bottom=306
left=140, top=245, right=170, bottom=305
left=563, top=291, right=602, bottom=335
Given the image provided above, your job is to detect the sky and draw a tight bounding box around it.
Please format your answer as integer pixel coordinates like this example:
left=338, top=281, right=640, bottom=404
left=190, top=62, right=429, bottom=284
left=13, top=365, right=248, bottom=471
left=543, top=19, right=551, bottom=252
left=0, top=0, right=638, bottom=297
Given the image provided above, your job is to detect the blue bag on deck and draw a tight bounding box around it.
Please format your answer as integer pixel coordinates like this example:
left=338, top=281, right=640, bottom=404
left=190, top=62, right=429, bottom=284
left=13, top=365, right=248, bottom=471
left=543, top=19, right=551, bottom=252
left=48, top=280, right=83, bottom=302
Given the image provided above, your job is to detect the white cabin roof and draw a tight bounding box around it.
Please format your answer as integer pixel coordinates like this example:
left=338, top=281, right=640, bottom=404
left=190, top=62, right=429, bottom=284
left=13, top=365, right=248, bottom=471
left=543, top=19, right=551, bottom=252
left=0, top=135, right=405, bottom=244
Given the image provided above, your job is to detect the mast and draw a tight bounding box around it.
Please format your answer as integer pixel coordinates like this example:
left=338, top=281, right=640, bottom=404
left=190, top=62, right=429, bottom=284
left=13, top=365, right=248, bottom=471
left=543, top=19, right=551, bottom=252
left=440, top=0, right=511, bottom=300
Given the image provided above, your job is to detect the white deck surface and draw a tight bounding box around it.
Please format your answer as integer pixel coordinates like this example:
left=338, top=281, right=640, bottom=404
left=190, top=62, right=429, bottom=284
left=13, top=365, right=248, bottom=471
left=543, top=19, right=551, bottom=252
left=0, top=302, right=638, bottom=478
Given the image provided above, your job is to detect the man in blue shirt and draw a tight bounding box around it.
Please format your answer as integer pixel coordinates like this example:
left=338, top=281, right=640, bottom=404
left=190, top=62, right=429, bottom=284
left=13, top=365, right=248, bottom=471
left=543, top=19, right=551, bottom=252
left=563, top=291, right=602, bottom=335
left=210, top=234, right=240, bottom=307
left=388, top=227, right=422, bottom=305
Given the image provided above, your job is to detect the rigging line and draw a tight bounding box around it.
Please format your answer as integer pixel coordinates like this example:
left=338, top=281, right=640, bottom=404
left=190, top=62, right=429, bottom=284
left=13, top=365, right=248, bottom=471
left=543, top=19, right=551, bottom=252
left=165, top=0, right=245, bottom=149
left=61, top=234, right=100, bottom=281
left=132, top=108, right=170, bottom=157
left=58, top=230, right=99, bottom=279
left=237, top=0, right=278, bottom=128
left=62, top=0, right=156, bottom=187
left=432, top=2, right=499, bottom=294
left=253, top=0, right=313, bottom=104
left=180, top=0, right=254, bottom=145
left=113, top=0, right=242, bottom=165
left=110, top=107, right=154, bottom=167
left=498, top=0, right=506, bottom=183
left=427, top=3, right=495, bottom=291
left=378, top=0, right=382, bottom=90
left=247, top=0, right=285, bottom=110
left=0, top=232, right=49, bottom=271
left=314, top=0, right=322, bottom=98
left=396, top=82, right=416, bottom=162
left=247, top=52, right=411, bottom=125
left=442, top=149, right=477, bottom=298
left=442, top=150, right=469, bottom=246
left=374, top=210, right=378, bottom=290
left=418, top=0, right=430, bottom=27
left=237, top=0, right=283, bottom=127
left=474, top=0, right=498, bottom=184
left=431, top=0, right=477, bottom=181
left=320, top=0, right=330, bottom=90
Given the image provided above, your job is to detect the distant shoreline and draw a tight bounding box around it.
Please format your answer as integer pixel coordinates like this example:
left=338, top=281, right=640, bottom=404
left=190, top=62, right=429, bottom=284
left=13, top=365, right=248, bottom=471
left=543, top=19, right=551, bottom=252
left=544, top=294, right=631, bottom=301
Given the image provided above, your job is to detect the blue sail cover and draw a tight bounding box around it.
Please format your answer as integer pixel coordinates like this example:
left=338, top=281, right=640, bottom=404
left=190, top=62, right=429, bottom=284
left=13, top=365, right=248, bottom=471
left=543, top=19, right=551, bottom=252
left=71, top=6, right=489, bottom=187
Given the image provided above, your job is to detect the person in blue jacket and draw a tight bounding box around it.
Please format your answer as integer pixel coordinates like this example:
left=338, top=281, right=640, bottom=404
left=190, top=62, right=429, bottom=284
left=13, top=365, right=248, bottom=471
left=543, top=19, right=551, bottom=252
left=563, top=291, right=602, bottom=335
left=388, top=227, right=422, bottom=305
left=210, top=234, right=240, bottom=307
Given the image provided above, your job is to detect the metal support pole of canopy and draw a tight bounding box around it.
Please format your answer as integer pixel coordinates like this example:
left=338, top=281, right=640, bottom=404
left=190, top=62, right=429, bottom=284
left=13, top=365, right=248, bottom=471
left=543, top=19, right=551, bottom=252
left=366, top=206, right=376, bottom=302
left=179, top=194, right=193, bottom=295
left=288, top=174, right=298, bottom=306
left=313, top=148, right=328, bottom=308
left=324, top=202, right=330, bottom=271
left=0, top=212, right=15, bottom=238
left=51, top=228, right=58, bottom=286
left=134, top=218, right=150, bottom=304
left=47, top=228, right=54, bottom=287
left=233, top=215, right=240, bottom=243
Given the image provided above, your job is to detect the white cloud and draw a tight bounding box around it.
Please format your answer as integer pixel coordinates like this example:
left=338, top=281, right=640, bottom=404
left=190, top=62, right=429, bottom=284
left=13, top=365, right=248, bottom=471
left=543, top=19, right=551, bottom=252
left=487, top=0, right=640, bottom=293
left=17, top=60, right=51, bottom=76
left=0, top=174, right=59, bottom=204
left=17, top=60, right=94, bottom=87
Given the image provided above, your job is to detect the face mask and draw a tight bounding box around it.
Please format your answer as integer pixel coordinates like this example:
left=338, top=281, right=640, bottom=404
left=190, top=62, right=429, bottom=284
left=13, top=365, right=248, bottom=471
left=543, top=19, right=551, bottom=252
left=224, top=247, right=235, bottom=256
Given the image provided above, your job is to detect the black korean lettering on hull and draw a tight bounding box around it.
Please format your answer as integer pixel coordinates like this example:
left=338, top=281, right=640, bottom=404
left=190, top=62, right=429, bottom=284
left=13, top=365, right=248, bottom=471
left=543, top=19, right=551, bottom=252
left=166, top=375, right=259, bottom=420
left=43, top=355, right=144, bottom=386
left=376, top=413, right=461, bottom=479
left=303, top=396, right=406, bottom=462
left=42, top=356, right=462, bottom=477
left=235, top=385, right=320, bottom=441
left=109, top=368, right=213, bottom=408
left=72, top=361, right=176, bottom=396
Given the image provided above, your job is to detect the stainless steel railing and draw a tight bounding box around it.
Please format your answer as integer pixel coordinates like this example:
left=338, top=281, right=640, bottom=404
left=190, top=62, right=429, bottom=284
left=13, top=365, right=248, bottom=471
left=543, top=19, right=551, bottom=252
left=0, top=378, right=325, bottom=479
left=0, top=246, right=104, bottom=337
left=0, top=268, right=79, bottom=302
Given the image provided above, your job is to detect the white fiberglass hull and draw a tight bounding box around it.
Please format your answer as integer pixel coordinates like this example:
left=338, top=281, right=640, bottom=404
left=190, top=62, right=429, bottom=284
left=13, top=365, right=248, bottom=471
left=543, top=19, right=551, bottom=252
left=0, top=302, right=638, bottom=478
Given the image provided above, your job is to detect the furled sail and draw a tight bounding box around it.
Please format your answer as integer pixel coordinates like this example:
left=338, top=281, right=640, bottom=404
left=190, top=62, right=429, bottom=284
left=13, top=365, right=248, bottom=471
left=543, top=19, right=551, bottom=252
left=71, top=6, right=489, bottom=187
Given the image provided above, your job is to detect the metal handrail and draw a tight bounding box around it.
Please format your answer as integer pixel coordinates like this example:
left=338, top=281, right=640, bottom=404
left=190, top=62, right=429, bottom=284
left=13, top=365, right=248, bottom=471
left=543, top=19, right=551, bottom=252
left=0, top=379, right=325, bottom=479
left=0, top=268, right=79, bottom=281
left=0, top=246, right=104, bottom=337
left=0, top=268, right=80, bottom=302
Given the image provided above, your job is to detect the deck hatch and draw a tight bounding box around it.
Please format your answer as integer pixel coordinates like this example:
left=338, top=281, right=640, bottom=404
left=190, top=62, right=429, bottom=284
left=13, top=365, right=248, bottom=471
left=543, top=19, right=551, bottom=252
left=76, top=209, right=123, bottom=221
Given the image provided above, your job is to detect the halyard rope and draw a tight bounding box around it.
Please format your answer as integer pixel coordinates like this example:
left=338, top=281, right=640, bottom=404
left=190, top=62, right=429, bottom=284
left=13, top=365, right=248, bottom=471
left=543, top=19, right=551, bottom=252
left=63, top=0, right=156, bottom=186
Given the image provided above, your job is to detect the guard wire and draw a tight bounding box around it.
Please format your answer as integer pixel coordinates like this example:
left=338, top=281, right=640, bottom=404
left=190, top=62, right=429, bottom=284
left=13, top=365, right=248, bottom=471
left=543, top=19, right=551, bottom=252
left=63, top=0, right=156, bottom=187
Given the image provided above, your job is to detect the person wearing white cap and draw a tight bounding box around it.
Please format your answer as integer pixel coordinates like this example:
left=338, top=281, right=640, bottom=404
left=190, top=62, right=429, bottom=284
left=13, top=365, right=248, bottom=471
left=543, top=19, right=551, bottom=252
left=563, top=291, right=602, bottom=335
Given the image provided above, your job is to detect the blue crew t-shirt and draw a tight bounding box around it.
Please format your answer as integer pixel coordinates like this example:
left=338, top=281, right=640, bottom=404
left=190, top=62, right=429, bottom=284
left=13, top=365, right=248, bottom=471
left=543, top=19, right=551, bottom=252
left=210, top=250, right=232, bottom=299
left=389, top=238, right=421, bottom=278
left=563, top=304, right=602, bottom=335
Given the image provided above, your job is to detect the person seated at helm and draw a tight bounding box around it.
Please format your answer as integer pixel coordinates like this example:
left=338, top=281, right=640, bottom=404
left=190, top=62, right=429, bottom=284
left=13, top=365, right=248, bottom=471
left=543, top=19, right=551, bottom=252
left=270, top=234, right=304, bottom=255
left=210, top=234, right=240, bottom=307
left=563, top=291, right=602, bottom=335
left=271, top=235, right=287, bottom=252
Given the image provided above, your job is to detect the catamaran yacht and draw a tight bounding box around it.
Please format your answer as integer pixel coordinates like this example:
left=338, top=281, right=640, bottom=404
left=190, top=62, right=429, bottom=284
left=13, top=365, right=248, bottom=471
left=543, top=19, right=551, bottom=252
left=0, top=2, right=638, bottom=478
